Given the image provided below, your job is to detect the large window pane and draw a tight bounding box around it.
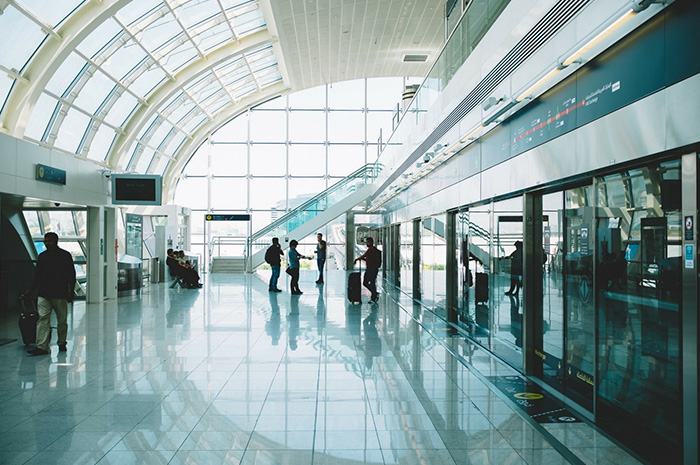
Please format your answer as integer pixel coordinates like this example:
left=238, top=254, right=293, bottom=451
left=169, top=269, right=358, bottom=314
left=173, top=177, right=208, bottom=209
left=211, top=177, right=246, bottom=210
left=328, top=111, right=364, bottom=142
left=328, top=145, right=365, bottom=176
left=251, top=144, right=286, bottom=176
left=367, top=77, right=406, bottom=110
left=328, top=80, right=365, bottom=109
left=250, top=109, right=286, bottom=142
left=288, top=85, right=325, bottom=108
left=288, top=178, right=326, bottom=205
left=289, top=111, right=325, bottom=143
left=211, top=143, right=247, bottom=175
left=250, top=178, right=286, bottom=210
left=289, top=144, right=325, bottom=176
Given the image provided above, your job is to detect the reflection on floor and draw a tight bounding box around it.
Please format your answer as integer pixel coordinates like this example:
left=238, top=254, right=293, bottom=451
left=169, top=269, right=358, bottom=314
left=0, top=271, right=643, bottom=465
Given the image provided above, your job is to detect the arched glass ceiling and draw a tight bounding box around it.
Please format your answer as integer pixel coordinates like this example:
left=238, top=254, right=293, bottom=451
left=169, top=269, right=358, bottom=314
left=0, top=0, right=282, bottom=177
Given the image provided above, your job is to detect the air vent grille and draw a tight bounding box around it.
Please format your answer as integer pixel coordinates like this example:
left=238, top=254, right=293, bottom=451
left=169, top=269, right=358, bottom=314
left=403, top=54, right=429, bottom=62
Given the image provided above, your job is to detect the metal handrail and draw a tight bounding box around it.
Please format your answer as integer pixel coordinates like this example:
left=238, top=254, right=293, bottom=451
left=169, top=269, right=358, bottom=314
left=248, top=163, right=381, bottom=251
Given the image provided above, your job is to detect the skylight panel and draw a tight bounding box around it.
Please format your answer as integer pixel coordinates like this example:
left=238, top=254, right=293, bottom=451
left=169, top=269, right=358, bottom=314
left=101, top=39, right=149, bottom=81
left=153, top=155, right=170, bottom=176
left=197, top=24, right=232, bottom=53
left=231, top=10, right=265, bottom=37
left=149, top=121, right=175, bottom=151
left=232, top=81, right=257, bottom=100
left=76, top=18, right=122, bottom=59
left=129, top=65, right=167, bottom=98
left=116, top=0, right=162, bottom=27
left=0, top=75, right=12, bottom=113
left=138, top=12, right=182, bottom=52
left=0, top=6, right=47, bottom=71
left=169, top=98, right=197, bottom=124
left=135, top=147, right=154, bottom=173
left=20, top=0, right=85, bottom=28
left=103, top=92, right=139, bottom=128
left=45, top=53, right=87, bottom=96
left=73, top=69, right=117, bottom=114
left=162, top=41, right=199, bottom=73
left=54, top=108, right=91, bottom=153
left=182, top=114, right=208, bottom=134
left=25, top=94, right=58, bottom=141
left=177, top=0, right=221, bottom=29
left=87, top=126, right=118, bottom=161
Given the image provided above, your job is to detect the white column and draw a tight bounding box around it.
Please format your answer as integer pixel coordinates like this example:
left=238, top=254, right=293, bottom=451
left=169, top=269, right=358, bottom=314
left=104, top=207, right=117, bottom=300
left=87, top=206, right=104, bottom=303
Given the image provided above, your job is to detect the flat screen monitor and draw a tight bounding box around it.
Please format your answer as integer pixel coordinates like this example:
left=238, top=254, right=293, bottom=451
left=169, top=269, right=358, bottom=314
left=111, top=174, right=162, bottom=205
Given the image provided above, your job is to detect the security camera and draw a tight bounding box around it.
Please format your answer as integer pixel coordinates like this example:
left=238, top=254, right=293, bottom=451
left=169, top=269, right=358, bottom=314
left=423, top=152, right=433, bottom=163
left=101, top=169, right=111, bottom=178
left=54, top=202, right=61, bottom=207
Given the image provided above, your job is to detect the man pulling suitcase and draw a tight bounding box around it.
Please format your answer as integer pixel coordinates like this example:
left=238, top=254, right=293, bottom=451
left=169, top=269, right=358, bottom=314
left=354, top=237, right=382, bottom=304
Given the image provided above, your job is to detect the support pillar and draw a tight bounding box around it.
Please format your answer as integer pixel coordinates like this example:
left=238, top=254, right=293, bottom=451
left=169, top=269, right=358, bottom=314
left=87, top=206, right=104, bottom=303
left=446, top=211, right=457, bottom=324
left=523, top=193, right=543, bottom=375
left=104, top=207, right=117, bottom=300
left=346, top=211, right=355, bottom=270
left=413, top=219, right=421, bottom=300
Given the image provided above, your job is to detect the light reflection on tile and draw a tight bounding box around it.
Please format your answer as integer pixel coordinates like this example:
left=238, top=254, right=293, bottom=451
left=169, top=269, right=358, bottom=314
left=0, top=271, right=643, bottom=465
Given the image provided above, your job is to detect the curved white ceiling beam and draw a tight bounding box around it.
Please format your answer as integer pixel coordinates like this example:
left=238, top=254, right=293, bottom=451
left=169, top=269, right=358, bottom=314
left=162, top=80, right=288, bottom=202
left=0, top=0, right=134, bottom=136
left=108, top=29, right=275, bottom=170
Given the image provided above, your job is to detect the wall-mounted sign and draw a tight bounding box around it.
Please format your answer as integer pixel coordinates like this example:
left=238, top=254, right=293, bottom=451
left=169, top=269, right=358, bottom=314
left=205, top=214, right=251, bottom=221
left=35, top=164, right=66, bottom=185
left=685, top=216, right=694, bottom=241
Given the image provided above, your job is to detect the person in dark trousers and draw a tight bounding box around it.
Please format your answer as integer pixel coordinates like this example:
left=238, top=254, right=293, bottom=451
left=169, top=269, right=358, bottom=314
left=265, top=237, right=284, bottom=292
left=314, top=233, right=327, bottom=284
left=22, top=232, right=75, bottom=355
left=166, top=249, right=202, bottom=288
left=354, top=237, right=381, bottom=303
left=288, top=240, right=311, bottom=295
left=505, top=240, right=523, bottom=296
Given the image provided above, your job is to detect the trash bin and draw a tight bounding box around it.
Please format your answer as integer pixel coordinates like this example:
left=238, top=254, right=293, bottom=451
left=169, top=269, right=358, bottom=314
left=150, top=258, right=160, bottom=283
left=118, top=254, right=142, bottom=296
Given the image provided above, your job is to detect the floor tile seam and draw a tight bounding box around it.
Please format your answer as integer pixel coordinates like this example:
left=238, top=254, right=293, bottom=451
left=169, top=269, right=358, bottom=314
left=381, top=284, right=586, bottom=465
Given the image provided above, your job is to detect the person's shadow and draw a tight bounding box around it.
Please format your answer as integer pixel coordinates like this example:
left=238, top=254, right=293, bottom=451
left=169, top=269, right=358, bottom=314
left=316, top=291, right=326, bottom=336
left=363, top=308, right=382, bottom=370
left=266, top=292, right=281, bottom=346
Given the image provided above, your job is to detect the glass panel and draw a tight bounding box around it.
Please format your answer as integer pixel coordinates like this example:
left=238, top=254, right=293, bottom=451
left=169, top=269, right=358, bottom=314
left=288, top=85, right=325, bottom=109
left=467, top=203, right=491, bottom=349
left=491, top=197, right=523, bottom=369
left=115, top=0, right=161, bottom=26
left=211, top=177, right=246, bottom=210
left=596, top=162, right=681, bottom=462
left=54, top=108, right=91, bottom=153
left=255, top=95, right=285, bottom=110
left=87, top=125, right=117, bottom=161
left=76, top=18, right=122, bottom=58
left=0, top=7, right=46, bottom=71
left=288, top=178, right=326, bottom=205
left=139, top=12, right=180, bottom=51
left=22, top=0, right=84, bottom=27
left=250, top=178, right=286, bottom=210
left=540, top=192, right=565, bottom=384
left=289, top=144, right=325, bottom=177
left=328, top=144, right=365, bottom=177
left=173, top=176, right=208, bottom=209
left=23, top=211, right=41, bottom=236
left=366, top=111, right=394, bottom=144
left=153, top=156, right=169, bottom=175
left=104, top=92, right=139, bottom=127
left=101, top=39, right=148, bottom=80
left=328, top=79, right=365, bottom=109
left=250, top=144, right=286, bottom=177
left=183, top=144, right=209, bottom=176
left=46, top=53, right=87, bottom=96
left=73, top=69, right=116, bottom=114
left=46, top=211, right=78, bottom=236
left=421, top=214, right=447, bottom=318
left=25, top=94, right=56, bottom=140
left=250, top=110, right=286, bottom=142
left=366, top=77, right=405, bottom=110
left=129, top=65, right=167, bottom=98
left=328, top=111, right=365, bottom=143
left=212, top=111, right=248, bottom=141
left=400, top=222, right=413, bottom=295
left=289, top=111, right=325, bottom=143
left=0, top=75, right=14, bottom=115
left=211, top=143, right=247, bottom=175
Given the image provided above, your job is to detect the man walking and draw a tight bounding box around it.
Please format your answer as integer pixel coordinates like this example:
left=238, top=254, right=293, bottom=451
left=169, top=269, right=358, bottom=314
left=22, top=232, right=75, bottom=355
left=315, top=233, right=327, bottom=284
left=354, top=237, right=381, bottom=303
left=265, top=237, right=284, bottom=292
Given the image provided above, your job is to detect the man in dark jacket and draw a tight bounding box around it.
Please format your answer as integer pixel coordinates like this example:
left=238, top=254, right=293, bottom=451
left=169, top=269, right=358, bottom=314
left=22, top=232, right=75, bottom=355
left=265, top=238, right=284, bottom=292
left=354, top=237, right=382, bottom=303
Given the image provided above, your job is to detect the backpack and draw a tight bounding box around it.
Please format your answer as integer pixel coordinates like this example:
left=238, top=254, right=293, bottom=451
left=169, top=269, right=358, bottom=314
left=264, top=246, right=275, bottom=264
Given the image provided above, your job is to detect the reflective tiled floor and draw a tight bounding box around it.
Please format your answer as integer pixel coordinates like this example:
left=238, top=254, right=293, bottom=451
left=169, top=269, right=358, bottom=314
left=0, top=271, right=643, bottom=465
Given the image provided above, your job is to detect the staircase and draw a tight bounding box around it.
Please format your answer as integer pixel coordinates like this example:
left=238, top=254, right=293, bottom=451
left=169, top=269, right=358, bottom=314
left=210, top=257, right=246, bottom=273
left=244, top=164, right=380, bottom=271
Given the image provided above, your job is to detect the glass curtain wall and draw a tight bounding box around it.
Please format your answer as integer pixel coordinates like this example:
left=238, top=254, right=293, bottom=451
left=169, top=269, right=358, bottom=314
left=420, top=214, right=447, bottom=318
left=173, top=78, right=409, bottom=262
left=399, top=222, right=414, bottom=295
left=594, top=161, right=682, bottom=463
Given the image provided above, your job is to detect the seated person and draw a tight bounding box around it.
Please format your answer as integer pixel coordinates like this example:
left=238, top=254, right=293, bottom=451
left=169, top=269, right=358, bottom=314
left=167, top=249, right=202, bottom=288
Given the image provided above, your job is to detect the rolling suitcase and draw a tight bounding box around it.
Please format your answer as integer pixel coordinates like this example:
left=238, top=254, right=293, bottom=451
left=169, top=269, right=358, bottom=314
left=18, top=296, right=39, bottom=345
left=348, top=263, right=362, bottom=304
left=475, top=272, right=489, bottom=304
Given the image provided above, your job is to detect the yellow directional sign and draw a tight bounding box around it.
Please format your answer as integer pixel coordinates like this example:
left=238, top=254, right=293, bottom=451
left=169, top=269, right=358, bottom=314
left=514, top=392, right=544, bottom=400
